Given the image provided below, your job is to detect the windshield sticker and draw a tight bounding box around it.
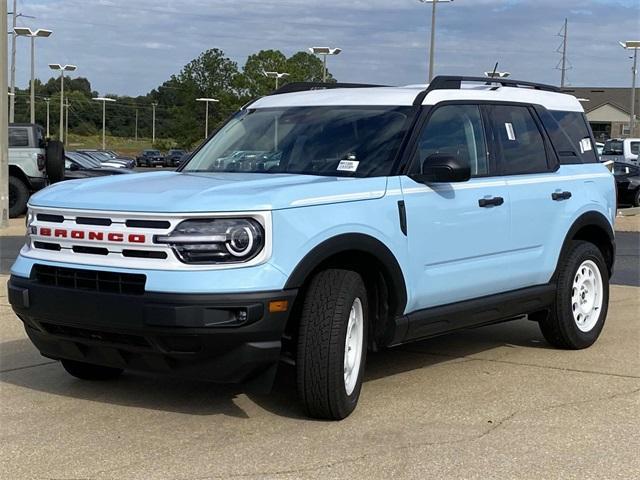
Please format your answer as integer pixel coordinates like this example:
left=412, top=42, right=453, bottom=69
left=505, top=123, right=516, bottom=141
left=337, top=160, right=359, bottom=172
left=580, top=138, right=592, bottom=153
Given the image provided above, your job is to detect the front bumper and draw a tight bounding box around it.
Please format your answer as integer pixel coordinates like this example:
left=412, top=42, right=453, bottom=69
left=8, top=274, right=297, bottom=385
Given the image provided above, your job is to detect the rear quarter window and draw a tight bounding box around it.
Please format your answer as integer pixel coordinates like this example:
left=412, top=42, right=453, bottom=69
left=547, top=111, right=598, bottom=164
left=630, top=142, right=639, bottom=155
left=9, top=127, right=30, bottom=147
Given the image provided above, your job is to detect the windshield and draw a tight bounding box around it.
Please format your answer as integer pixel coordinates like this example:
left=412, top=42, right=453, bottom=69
left=183, top=106, right=415, bottom=177
left=146, top=150, right=161, bottom=155
left=613, top=163, right=639, bottom=176
left=68, top=152, right=101, bottom=168
left=602, top=140, right=623, bottom=155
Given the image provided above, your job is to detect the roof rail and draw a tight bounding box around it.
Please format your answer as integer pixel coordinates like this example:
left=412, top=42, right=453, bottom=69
left=413, top=75, right=561, bottom=105
left=270, top=81, right=386, bottom=96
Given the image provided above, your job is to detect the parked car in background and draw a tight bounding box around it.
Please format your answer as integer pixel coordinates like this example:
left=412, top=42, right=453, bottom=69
left=613, top=162, right=640, bottom=207
left=77, top=150, right=135, bottom=169
left=65, top=154, right=135, bottom=180
left=600, top=138, right=639, bottom=165
left=136, top=149, right=165, bottom=167
left=7, top=123, right=64, bottom=217
left=164, top=149, right=188, bottom=167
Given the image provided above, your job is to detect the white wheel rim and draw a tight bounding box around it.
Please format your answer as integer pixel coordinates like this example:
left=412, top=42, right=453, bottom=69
left=344, top=297, right=364, bottom=396
left=571, top=260, right=603, bottom=333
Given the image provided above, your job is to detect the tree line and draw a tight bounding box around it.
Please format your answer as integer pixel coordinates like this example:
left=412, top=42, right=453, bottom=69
left=10, top=48, right=334, bottom=148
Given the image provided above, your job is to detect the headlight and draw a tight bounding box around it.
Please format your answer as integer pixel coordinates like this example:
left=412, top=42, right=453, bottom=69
left=155, top=218, right=264, bottom=264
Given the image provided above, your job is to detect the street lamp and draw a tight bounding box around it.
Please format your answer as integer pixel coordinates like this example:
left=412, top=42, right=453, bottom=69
left=263, top=71, right=290, bottom=90
left=93, top=97, right=116, bottom=150
left=418, top=0, right=453, bottom=82
left=196, top=98, right=219, bottom=138
left=619, top=41, right=640, bottom=135
left=14, top=27, right=53, bottom=124
left=49, top=64, right=77, bottom=143
left=308, top=47, right=341, bottom=82
left=485, top=71, right=511, bottom=78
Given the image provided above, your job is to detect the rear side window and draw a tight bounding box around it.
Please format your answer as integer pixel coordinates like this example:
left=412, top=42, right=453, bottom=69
left=549, top=111, right=598, bottom=163
left=9, top=127, right=29, bottom=147
left=631, top=142, right=639, bottom=155
left=489, top=106, right=549, bottom=175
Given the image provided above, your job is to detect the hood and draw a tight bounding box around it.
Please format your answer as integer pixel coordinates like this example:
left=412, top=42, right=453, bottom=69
left=29, top=171, right=388, bottom=213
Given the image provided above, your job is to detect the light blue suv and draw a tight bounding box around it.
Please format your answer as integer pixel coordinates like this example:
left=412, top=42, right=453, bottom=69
left=8, top=76, right=616, bottom=420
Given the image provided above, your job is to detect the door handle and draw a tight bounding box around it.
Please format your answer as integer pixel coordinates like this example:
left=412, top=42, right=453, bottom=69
left=478, top=196, right=504, bottom=207
left=552, top=191, right=572, bottom=201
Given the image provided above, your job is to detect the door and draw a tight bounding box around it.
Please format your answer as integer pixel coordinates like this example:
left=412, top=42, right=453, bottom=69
left=488, top=104, right=574, bottom=288
left=400, top=104, right=511, bottom=312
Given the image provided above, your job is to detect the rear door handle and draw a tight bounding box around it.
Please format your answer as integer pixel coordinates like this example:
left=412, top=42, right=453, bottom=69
left=552, top=191, right=572, bottom=201
left=478, top=196, right=504, bottom=207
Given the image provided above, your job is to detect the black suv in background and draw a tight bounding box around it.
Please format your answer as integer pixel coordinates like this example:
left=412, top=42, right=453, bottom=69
left=165, top=149, right=188, bottom=167
left=136, top=149, right=165, bottom=167
left=613, top=162, right=640, bottom=207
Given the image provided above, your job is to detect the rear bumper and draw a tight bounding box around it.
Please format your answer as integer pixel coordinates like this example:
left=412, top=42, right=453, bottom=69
left=8, top=275, right=297, bottom=385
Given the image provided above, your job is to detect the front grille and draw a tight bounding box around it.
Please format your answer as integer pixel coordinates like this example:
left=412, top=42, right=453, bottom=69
left=41, top=323, right=150, bottom=347
left=33, top=264, right=146, bottom=295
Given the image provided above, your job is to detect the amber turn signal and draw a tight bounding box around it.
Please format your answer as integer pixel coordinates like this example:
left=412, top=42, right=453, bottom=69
left=268, top=300, right=289, bottom=313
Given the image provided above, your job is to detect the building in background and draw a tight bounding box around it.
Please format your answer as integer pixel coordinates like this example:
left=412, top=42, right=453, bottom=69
left=562, top=87, right=639, bottom=140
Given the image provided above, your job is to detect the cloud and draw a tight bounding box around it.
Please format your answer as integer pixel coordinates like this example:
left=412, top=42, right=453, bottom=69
left=12, top=0, right=638, bottom=96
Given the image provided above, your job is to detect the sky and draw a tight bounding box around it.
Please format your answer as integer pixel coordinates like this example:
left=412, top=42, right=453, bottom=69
left=8, top=0, right=640, bottom=97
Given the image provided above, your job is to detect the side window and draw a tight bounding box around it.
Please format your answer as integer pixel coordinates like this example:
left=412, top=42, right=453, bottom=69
left=490, top=106, right=549, bottom=175
left=9, top=127, right=30, bottom=147
left=549, top=111, right=598, bottom=163
left=630, top=142, right=640, bottom=156
left=414, top=105, right=488, bottom=177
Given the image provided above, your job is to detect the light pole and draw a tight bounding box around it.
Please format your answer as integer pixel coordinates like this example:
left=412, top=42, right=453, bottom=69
left=14, top=27, right=53, bottom=124
left=196, top=98, right=219, bottom=138
left=44, top=97, right=50, bottom=137
left=620, top=41, right=640, bottom=135
left=418, top=0, right=453, bottom=82
left=484, top=71, right=511, bottom=78
left=263, top=70, right=290, bottom=89
left=1, top=0, right=9, bottom=227
left=151, top=102, right=158, bottom=144
left=93, top=97, right=116, bottom=150
left=48, top=64, right=76, bottom=143
left=308, top=47, right=341, bottom=82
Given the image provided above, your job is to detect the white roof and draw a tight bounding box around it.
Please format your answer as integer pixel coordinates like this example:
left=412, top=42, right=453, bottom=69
left=251, top=84, right=584, bottom=113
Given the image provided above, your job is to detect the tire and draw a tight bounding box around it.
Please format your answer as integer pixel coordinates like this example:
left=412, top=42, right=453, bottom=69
left=538, top=241, right=609, bottom=349
left=8, top=175, right=29, bottom=218
left=61, top=359, right=123, bottom=380
left=45, top=140, right=65, bottom=183
left=633, top=188, right=640, bottom=208
left=296, top=269, right=368, bottom=420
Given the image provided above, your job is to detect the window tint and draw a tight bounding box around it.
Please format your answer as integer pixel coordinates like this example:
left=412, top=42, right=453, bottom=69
left=631, top=142, right=639, bottom=155
left=602, top=140, right=623, bottom=155
left=9, top=127, right=29, bottom=147
left=414, top=105, right=488, bottom=177
left=490, top=106, right=549, bottom=175
left=549, top=111, right=598, bottom=163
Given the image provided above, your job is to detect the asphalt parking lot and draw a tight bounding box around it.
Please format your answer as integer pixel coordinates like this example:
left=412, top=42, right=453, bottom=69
left=1, top=216, right=639, bottom=479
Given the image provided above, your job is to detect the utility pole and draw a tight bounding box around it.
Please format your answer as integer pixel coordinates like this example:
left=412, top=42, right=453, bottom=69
left=9, top=0, right=17, bottom=123
left=151, top=102, right=158, bottom=145
left=619, top=41, right=640, bottom=135
left=135, top=108, right=138, bottom=142
left=2, top=0, right=10, bottom=227
left=556, top=18, right=570, bottom=88
left=44, top=98, right=50, bottom=137
left=418, top=0, right=454, bottom=82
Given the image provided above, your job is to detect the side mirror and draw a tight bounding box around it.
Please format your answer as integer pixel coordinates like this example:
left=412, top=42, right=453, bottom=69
left=68, top=162, right=80, bottom=171
left=410, top=153, right=471, bottom=183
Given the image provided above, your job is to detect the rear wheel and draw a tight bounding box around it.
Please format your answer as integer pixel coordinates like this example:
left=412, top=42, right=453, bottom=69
left=61, top=359, right=123, bottom=380
left=296, top=269, right=368, bottom=420
left=45, top=140, right=65, bottom=183
left=633, top=188, right=640, bottom=208
left=539, top=241, right=609, bottom=349
left=8, top=175, right=29, bottom=218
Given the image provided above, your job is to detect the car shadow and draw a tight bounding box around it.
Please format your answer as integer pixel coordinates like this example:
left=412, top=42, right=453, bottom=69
left=0, top=317, right=551, bottom=420
left=0, top=236, right=24, bottom=275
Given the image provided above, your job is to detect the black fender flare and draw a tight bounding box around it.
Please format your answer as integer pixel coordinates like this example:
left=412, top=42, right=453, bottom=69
left=284, top=233, right=408, bottom=316
left=555, top=211, right=615, bottom=278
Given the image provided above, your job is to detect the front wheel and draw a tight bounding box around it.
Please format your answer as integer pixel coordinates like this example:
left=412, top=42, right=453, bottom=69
left=8, top=175, right=29, bottom=218
left=538, top=241, right=609, bottom=349
left=296, top=269, right=368, bottom=420
left=61, top=359, right=123, bottom=380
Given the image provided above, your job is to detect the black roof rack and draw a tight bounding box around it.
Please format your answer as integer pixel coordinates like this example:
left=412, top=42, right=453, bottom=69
left=270, top=81, right=386, bottom=95
left=413, top=75, right=561, bottom=105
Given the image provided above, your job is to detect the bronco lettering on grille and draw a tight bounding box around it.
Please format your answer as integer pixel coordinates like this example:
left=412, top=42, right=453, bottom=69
left=38, top=227, right=146, bottom=244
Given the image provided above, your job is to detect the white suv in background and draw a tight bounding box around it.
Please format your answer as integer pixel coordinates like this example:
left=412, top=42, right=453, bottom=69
left=600, top=138, right=640, bottom=165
